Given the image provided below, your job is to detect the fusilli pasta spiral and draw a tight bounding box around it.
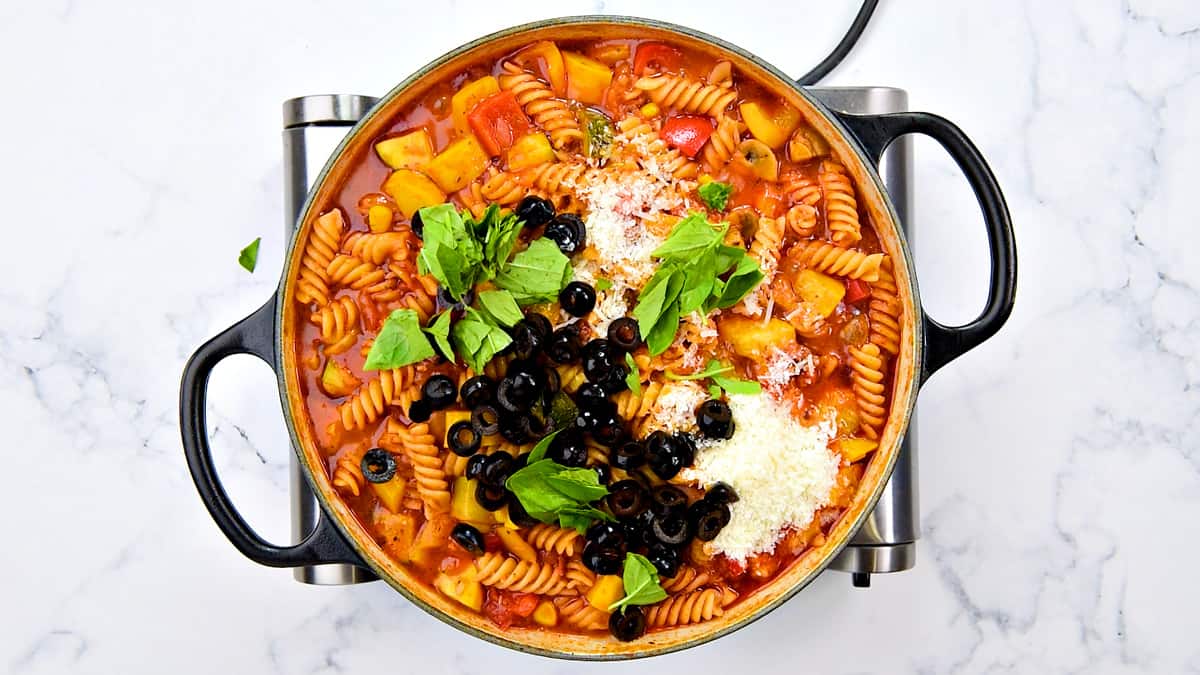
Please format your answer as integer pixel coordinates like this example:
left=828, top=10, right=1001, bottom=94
left=499, top=62, right=583, bottom=149
left=311, top=296, right=360, bottom=356
left=819, top=161, right=862, bottom=247
left=344, top=231, right=411, bottom=265
left=701, top=117, right=741, bottom=169
left=868, top=262, right=902, bottom=356
left=473, top=552, right=575, bottom=595
left=331, top=448, right=365, bottom=497
left=337, top=367, right=416, bottom=431
left=296, top=209, right=346, bottom=307
left=553, top=596, right=609, bottom=630
left=847, top=344, right=887, bottom=439
left=389, top=419, right=452, bottom=515
left=634, top=74, right=736, bottom=118
left=785, top=204, right=819, bottom=238
left=793, top=240, right=884, bottom=281
left=660, top=566, right=710, bottom=595
left=524, top=523, right=581, bottom=556
left=615, top=116, right=699, bottom=180
left=327, top=254, right=401, bottom=303
left=644, top=587, right=737, bottom=628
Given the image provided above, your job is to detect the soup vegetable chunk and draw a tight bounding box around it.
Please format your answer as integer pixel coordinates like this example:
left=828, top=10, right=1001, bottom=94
left=292, top=37, right=901, bottom=641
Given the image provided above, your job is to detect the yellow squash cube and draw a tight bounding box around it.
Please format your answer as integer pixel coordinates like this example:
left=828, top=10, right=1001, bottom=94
left=425, top=136, right=489, bottom=193
left=740, top=101, right=801, bottom=149
left=374, top=128, right=434, bottom=170
left=382, top=169, right=446, bottom=218
left=319, top=360, right=360, bottom=397
left=451, top=75, right=501, bottom=134
left=835, top=437, right=879, bottom=463
left=410, top=515, right=456, bottom=569
left=370, top=477, right=406, bottom=513
left=443, top=410, right=471, bottom=446
left=434, top=565, right=484, bottom=611
left=564, top=51, right=613, bottom=105
left=795, top=269, right=846, bottom=318
left=717, top=316, right=797, bottom=362
left=586, top=574, right=625, bottom=611
left=495, top=526, right=537, bottom=563
left=506, top=132, right=555, bottom=171
left=450, top=477, right=493, bottom=526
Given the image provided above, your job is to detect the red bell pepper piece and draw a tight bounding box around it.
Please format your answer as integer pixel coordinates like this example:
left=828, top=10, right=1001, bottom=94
left=659, top=115, right=715, bottom=158
left=467, top=90, right=532, bottom=156
left=845, top=279, right=872, bottom=304
left=633, top=42, right=682, bottom=75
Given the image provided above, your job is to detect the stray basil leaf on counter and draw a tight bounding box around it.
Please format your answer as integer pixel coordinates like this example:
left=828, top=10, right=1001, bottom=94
left=238, top=237, right=261, bottom=273
left=422, top=310, right=454, bottom=361
left=450, top=307, right=512, bottom=374
left=609, top=552, right=668, bottom=613
left=697, top=181, right=734, bottom=211
left=364, top=309, right=436, bottom=370
left=495, top=238, right=573, bottom=305
left=624, top=352, right=641, bottom=396
left=476, top=289, right=524, bottom=328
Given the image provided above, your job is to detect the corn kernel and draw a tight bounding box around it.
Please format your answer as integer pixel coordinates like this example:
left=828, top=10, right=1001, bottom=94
left=367, top=204, right=393, bottom=232
left=532, top=600, right=558, bottom=627
left=698, top=174, right=714, bottom=186
left=640, top=102, right=660, bottom=118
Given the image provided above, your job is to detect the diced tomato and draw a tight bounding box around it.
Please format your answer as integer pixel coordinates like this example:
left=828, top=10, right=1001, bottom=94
left=716, top=555, right=746, bottom=579
left=660, top=115, right=715, bottom=158
left=845, top=279, right=872, bottom=304
left=727, top=180, right=784, bottom=218
left=482, top=532, right=502, bottom=553
left=483, top=589, right=539, bottom=629
left=439, top=553, right=468, bottom=575
left=467, top=91, right=532, bottom=156
left=634, top=42, right=682, bottom=75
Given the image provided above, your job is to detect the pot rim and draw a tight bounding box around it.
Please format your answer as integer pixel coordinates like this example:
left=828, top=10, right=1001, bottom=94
left=274, top=15, right=924, bottom=659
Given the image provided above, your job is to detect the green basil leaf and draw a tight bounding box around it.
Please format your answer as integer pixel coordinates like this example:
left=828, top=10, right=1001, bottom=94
left=506, top=460, right=577, bottom=518
left=558, top=505, right=614, bottom=533
left=476, top=289, right=524, bottom=327
left=632, top=266, right=676, bottom=337
left=417, top=204, right=481, bottom=301
left=238, top=237, right=261, bottom=273
left=664, top=361, right=733, bottom=381
left=546, top=468, right=608, bottom=502
left=526, top=429, right=562, bottom=464
left=450, top=307, right=512, bottom=374
left=708, top=384, right=723, bottom=399
left=495, top=238, right=573, bottom=304
left=477, top=205, right=523, bottom=277
left=624, top=352, right=641, bottom=396
left=651, top=213, right=725, bottom=259
left=595, top=278, right=613, bottom=291
left=697, top=181, right=734, bottom=211
left=609, top=552, right=668, bottom=612
left=712, top=254, right=764, bottom=310
left=422, top=310, right=454, bottom=361
left=713, top=374, right=762, bottom=395
left=644, top=273, right=685, bottom=356
left=363, top=309, right=435, bottom=370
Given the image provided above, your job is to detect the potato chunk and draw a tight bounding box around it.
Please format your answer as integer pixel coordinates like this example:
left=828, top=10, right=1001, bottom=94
left=718, top=315, right=797, bottom=362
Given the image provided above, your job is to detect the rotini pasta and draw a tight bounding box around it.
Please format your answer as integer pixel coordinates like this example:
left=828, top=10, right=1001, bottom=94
left=701, top=117, right=742, bottom=169
left=553, top=596, right=609, bottom=631
left=644, top=587, right=737, bottom=628
left=344, top=231, right=411, bottom=265
left=819, top=161, right=862, bottom=247
left=499, top=62, right=583, bottom=149
left=389, top=419, right=451, bottom=515
left=311, top=295, right=360, bottom=355
left=474, top=552, right=575, bottom=595
left=615, top=116, right=699, bottom=180
left=793, top=240, right=884, bottom=281
left=634, top=74, right=737, bottom=118
left=524, top=523, right=581, bottom=556
left=847, top=343, right=887, bottom=439
left=337, top=367, right=416, bottom=431
left=296, top=208, right=345, bottom=307
left=660, top=566, right=710, bottom=595
left=868, top=261, right=902, bottom=355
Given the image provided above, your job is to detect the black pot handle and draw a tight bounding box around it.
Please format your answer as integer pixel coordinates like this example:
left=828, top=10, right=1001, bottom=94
left=179, top=296, right=364, bottom=568
left=834, top=111, right=1017, bottom=383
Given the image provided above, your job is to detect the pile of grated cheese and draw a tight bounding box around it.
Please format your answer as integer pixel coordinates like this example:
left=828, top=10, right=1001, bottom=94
left=681, top=393, right=840, bottom=563
left=761, top=347, right=816, bottom=391
left=642, top=380, right=707, bottom=434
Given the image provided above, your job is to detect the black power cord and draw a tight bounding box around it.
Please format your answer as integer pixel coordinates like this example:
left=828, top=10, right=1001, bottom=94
left=795, top=0, right=880, bottom=86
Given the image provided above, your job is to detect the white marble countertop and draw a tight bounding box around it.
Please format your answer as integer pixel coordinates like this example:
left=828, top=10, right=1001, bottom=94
left=3, top=0, right=1198, bottom=672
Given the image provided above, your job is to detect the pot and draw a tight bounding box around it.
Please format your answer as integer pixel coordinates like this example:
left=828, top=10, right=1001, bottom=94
left=180, top=16, right=1016, bottom=659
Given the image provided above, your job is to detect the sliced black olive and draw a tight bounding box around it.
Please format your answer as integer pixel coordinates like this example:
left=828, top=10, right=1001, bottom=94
left=645, top=543, right=681, bottom=578
left=422, top=374, right=458, bottom=410
left=475, top=481, right=509, bottom=511
left=506, top=492, right=539, bottom=527
left=582, top=339, right=617, bottom=383
left=560, top=281, right=597, bottom=317
left=650, top=485, right=688, bottom=516
left=436, top=285, right=472, bottom=310
left=524, top=413, right=552, bottom=438
left=471, top=404, right=500, bottom=436
left=461, top=375, right=495, bottom=408
left=450, top=523, right=485, bottom=556
left=696, top=399, right=734, bottom=440
left=586, top=522, right=627, bottom=551
left=582, top=541, right=623, bottom=575
left=607, top=317, right=642, bottom=351
left=512, top=451, right=530, bottom=471
left=546, top=429, right=588, bottom=467
left=609, top=605, right=647, bottom=642
left=447, top=420, right=482, bottom=457
left=646, top=431, right=686, bottom=480
left=523, top=312, right=553, bottom=340
left=651, top=512, right=690, bottom=546
left=481, top=451, right=514, bottom=487
left=496, top=377, right=527, bottom=413
left=705, top=481, right=739, bottom=505
left=510, top=320, right=544, bottom=360
left=611, top=440, right=646, bottom=471
left=498, top=414, right=532, bottom=444
left=598, top=362, right=630, bottom=394
left=544, top=213, right=586, bottom=255
left=465, top=453, right=489, bottom=481
left=607, top=479, right=648, bottom=518
left=592, top=413, right=625, bottom=447
left=573, top=408, right=604, bottom=433
left=516, top=195, right=556, bottom=229
left=576, top=382, right=610, bottom=409
left=410, top=210, right=425, bottom=238
left=622, top=508, right=657, bottom=548
left=672, top=432, right=697, bottom=468
left=361, top=448, right=397, bottom=483
left=407, top=398, right=432, bottom=423
left=693, top=501, right=731, bottom=542
left=547, top=326, right=582, bottom=364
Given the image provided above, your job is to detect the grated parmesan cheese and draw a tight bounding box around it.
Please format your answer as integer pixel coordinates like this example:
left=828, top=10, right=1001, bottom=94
left=761, top=347, right=816, bottom=390
left=681, top=394, right=839, bottom=562
left=643, top=380, right=707, bottom=434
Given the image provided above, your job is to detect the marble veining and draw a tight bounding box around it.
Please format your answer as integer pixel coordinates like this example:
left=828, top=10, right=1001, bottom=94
left=1, top=0, right=1198, bottom=673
